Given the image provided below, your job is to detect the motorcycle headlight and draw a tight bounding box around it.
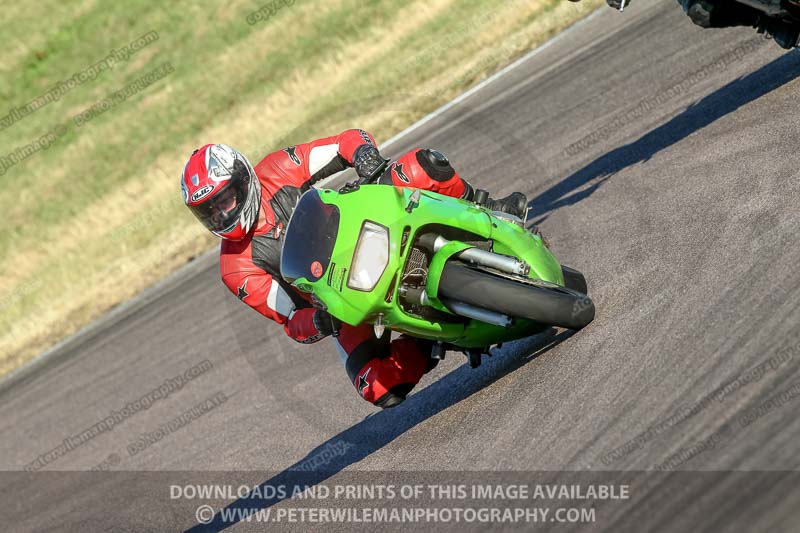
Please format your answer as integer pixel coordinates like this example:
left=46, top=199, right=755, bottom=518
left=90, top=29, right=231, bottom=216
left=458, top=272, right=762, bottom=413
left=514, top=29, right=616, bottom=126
left=348, top=221, right=389, bottom=291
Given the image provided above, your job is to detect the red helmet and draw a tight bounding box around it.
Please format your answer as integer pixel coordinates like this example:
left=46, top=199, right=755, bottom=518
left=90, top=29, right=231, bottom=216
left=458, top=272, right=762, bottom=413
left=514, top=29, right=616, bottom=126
left=181, top=144, right=261, bottom=241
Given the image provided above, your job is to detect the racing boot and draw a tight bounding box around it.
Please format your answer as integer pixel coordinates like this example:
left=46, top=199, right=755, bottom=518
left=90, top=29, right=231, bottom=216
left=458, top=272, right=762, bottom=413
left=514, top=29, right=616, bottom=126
left=485, top=192, right=528, bottom=219
left=764, top=19, right=800, bottom=49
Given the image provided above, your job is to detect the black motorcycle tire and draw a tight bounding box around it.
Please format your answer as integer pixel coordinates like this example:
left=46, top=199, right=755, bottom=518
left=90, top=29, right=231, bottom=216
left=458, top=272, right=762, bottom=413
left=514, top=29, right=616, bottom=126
left=438, top=262, right=595, bottom=330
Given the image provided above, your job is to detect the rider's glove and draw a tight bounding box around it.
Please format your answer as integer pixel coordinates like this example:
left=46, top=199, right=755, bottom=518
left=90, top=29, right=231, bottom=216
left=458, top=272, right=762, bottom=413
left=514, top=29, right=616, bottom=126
left=312, top=309, right=342, bottom=337
left=352, top=144, right=389, bottom=184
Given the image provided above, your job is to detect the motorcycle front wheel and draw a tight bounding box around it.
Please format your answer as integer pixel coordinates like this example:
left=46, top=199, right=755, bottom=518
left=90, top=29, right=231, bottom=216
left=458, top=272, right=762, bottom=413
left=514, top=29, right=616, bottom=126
left=438, top=262, right=595, bottom=330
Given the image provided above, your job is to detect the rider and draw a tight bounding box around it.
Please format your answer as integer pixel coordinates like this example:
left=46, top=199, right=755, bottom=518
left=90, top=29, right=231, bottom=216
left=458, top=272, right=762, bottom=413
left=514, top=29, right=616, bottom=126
left=181, top=130, right=528, bottom=408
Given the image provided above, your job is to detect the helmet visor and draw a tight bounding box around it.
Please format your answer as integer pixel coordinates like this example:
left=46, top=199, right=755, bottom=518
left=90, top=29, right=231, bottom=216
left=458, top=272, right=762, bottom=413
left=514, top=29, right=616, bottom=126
left=188, top=160, right=251, bottom=233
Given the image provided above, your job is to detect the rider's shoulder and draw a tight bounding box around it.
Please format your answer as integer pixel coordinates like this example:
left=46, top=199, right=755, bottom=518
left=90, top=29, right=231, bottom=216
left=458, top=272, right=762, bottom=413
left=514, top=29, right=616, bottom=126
left=254, top=146, right=307, bottom=178
left=219, top=242, right=265, bottom=285
left=219, top=239, right=254, bottom=271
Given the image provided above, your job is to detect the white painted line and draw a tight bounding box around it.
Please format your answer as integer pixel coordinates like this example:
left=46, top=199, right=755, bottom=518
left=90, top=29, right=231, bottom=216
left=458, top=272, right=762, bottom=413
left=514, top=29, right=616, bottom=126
left=381, top=8, right=604, bottom=150
left=0, top=249, right=219, bottom=390
left=316, top=9, right=604, bottom=188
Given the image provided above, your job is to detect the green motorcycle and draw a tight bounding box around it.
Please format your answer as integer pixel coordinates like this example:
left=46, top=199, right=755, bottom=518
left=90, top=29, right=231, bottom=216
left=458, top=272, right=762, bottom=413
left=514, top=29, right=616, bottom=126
left=280, top=184, right=595, bottom=368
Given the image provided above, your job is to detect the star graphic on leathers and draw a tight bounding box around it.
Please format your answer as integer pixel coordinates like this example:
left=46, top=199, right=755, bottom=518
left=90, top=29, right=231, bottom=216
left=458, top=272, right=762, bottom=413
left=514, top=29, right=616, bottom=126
left=237, top=279, right=249, bottom=301
left=394, top=163, right=411, bottom=183
left=357, top=367, right=372, bottom=396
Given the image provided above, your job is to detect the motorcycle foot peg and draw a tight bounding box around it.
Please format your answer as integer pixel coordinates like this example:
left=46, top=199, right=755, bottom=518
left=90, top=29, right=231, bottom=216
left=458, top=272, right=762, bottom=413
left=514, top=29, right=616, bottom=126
left=431, top=341, right=446, bottom=360
left=474, top=189, right=489, bottom=207
left=373, top=314, right=386, bottom=338
left=465, top=348, right=482, bottom=368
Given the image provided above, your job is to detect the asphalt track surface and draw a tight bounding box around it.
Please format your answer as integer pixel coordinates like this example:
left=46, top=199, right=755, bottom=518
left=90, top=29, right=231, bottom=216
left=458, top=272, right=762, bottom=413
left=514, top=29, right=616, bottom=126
left=2, top=1, right=800, bottom=531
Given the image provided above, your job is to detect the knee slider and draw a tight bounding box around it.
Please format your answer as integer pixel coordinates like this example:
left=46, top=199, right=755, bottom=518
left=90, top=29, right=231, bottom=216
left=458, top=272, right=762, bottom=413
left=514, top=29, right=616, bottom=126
left=374, top=384, right=414, bottom=409
left=416, top=149, right=455, bottom=182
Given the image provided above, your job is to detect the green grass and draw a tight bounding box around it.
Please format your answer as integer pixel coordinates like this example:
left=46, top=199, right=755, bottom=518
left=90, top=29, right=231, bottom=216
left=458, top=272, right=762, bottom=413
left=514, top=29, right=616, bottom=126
left=0, top=0, right=603, bottom=377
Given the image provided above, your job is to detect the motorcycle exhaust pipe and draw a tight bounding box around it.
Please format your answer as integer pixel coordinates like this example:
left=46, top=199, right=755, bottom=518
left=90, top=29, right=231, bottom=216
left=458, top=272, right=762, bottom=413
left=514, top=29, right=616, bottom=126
left=399, top=286, right=513, bottom=328
left=440, top=298, right=513, bottom=328
left=420, top=234, right=531, bottom=277
left=460, top=246, right=531, bottom=277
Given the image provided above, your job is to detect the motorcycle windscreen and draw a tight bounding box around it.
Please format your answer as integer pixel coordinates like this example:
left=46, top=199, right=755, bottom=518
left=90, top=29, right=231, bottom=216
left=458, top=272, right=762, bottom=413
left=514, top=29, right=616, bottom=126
left=280, top=190, right=340, bottom=284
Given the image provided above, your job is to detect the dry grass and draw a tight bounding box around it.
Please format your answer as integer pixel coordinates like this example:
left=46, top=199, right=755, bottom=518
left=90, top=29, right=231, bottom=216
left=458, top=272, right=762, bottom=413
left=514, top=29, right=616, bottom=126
left=0, top=0, right=603, bottom=378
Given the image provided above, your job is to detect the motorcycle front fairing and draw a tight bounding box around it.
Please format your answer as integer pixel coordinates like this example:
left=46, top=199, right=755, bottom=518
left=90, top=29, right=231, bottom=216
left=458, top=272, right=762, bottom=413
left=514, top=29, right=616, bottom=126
left=281, top=185, right=566, bottom=347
